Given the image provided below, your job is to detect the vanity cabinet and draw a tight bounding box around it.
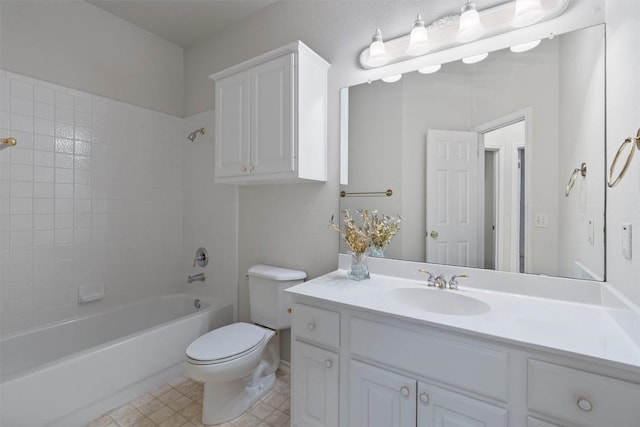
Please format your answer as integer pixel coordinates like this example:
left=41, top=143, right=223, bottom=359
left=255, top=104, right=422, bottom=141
left=211, top=41, right=329, bottom=184
left=289, top=296, right=640, bottom=427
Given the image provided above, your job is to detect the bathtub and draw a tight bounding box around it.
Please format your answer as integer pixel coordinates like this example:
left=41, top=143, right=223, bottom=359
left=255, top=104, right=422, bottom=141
left=0, top=294, right=233, bottom=427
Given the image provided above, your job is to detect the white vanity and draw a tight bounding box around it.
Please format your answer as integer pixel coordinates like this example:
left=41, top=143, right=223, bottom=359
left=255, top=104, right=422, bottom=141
left=286, top=256, right=640, bottom=427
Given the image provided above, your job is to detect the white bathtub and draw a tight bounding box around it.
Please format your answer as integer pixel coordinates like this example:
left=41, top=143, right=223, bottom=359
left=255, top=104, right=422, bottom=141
left=0, top=294, right=233, bottom=427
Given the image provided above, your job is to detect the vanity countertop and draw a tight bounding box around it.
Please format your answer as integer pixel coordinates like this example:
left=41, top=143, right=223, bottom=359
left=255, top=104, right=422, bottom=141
left=286, top=269, right=640, bottom=371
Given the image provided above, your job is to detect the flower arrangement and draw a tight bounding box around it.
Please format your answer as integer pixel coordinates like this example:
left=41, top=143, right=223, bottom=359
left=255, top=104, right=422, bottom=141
left=330, top=209, right=402, bottom=254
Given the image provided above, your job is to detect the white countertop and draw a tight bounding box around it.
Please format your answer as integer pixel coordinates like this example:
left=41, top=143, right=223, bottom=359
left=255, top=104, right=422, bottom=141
left=287, top=269, right=640, bottom=371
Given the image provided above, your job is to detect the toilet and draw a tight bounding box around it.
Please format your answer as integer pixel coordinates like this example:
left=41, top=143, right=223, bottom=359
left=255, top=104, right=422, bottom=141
left=184, top=264, right=306, bottom=425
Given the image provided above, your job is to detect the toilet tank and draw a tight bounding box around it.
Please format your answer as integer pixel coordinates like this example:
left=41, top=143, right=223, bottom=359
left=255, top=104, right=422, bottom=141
left=248, top=264, right=306, bottom=329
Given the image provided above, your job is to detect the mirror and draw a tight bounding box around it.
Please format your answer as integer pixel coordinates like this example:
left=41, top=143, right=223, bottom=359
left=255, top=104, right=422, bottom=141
left=340, top=24, right=605, bottom=281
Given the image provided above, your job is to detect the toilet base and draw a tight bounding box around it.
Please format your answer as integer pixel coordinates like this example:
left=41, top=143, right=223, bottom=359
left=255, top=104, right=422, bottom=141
left=201, top=372, right=276, bottom=425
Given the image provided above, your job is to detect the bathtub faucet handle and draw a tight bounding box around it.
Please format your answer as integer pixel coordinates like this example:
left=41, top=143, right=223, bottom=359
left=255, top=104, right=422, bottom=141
left=192, top=247, right=209, bottom=268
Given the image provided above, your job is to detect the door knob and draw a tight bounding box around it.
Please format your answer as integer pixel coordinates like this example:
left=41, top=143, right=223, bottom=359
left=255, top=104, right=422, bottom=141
left=419, top=392, right=430, bottom=404
left=430, top=231, right=439, bottom=238
left=400, top=386, right=410, bottom=397
left=325, top=359, right=333, bottom=368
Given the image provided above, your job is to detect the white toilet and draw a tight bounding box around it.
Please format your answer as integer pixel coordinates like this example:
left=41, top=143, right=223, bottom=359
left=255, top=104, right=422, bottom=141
left=184, top=264, right=306, bottom=425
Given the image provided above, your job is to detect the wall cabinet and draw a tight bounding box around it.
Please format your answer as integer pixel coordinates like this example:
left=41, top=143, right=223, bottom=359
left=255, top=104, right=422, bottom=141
left=211, top=41, right=329, bottom=184
left=290, top=299, right=640, bottom=427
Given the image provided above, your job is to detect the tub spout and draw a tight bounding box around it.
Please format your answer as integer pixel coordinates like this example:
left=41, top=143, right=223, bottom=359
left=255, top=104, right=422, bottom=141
left=187, top=273, right=205, bottom=284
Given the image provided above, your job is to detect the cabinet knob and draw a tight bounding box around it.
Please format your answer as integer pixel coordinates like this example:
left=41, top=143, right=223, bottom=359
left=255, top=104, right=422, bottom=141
left=286, top=307, right=292, bottom=314
left=307, top=322, right=316, bottom=331
left=325, top=359, right=333, bottom=368
left=419, top=392, right=430, bottom=405
left=400, top=386, right=410, bottom=397
left=241, top=166, right=248, bottom=172
left=249, top=164, right=255, bottom=171
left=577, top=396, right=593, bottom=412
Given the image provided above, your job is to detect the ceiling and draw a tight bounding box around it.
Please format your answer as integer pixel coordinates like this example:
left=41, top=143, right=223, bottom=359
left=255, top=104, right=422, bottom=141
left=87, top=0, right=278, bottom=48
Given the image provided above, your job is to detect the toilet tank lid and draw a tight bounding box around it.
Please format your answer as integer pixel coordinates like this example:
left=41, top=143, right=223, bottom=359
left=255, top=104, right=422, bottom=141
left=248, top=264, right=307, bottom=281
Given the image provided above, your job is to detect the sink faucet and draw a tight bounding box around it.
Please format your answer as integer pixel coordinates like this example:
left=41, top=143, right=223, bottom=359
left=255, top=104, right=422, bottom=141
left=418, top=269, right=436, bottom=287
left=187, top=273, right=205, bottom=284
left=434, top=274, right=447, bottom=289
left=448, top=274, right=469, bottom=290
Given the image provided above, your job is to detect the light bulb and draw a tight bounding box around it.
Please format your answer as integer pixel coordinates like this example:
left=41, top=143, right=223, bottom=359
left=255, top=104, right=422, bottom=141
left=418, top=64, right=442, bottom=74
left=367, top=29, right=388, bottom=67
left=456, top=1, right=484, bottom=43
left=381, top=74, right=402, bottom=83
left=407, top=14, right=429, bottom=56
left=510, top=39, right=541, bottom=53
left=462, top=52, right=488, bottom=64
left=512, top=0, right=544, bottom=28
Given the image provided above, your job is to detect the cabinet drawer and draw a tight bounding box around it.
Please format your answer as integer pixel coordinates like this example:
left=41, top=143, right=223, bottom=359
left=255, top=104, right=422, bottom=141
left=350, top=317, right=509, bottom=401
left=292, top=303, right=340, bottom=348
left=528, top=359, right=640, bottom=427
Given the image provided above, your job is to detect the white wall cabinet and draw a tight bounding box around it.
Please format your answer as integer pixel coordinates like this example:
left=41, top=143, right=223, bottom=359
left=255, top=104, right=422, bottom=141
left=290, top=298, right=640, bottom=427
left=211, top=41, right=329, bottom=184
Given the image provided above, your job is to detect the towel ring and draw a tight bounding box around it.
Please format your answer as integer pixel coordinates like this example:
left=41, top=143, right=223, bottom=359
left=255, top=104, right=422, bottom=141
left=608, top=128, right=640, bottom=188
left=565, top=162, right=587, bottom=197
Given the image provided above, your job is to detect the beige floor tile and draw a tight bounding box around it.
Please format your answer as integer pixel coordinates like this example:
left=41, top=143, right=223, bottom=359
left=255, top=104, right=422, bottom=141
left=231, top=412, right=261, bottom=427
left=249, top=401, right=275, bottom=419
left=85, top=414, right=114, bottom=427
left=278, top=398, right=290, bottom=416
left=262, top=392, right=286, bottom=409
left=168, top=395, right=193, bottom=412
left=263, top=410, right=289, bottom=427
left=115, top=408, right=145, bottom=427
left=157, top=388, right=183, bottom=404
left=180, top=402, right=202, bottom=420
left=148, top=406, right=176, bottom=424
left=109, top=404, right=136, bottom=420
left=167, top=376, right=190, bottom=388
left=130, top=394, right=156, bottom=409
left=137, top=398, right=166, bottom=416
left=131, top=419, right=156, bottom=427
left=158, top=413, right=188, bottom=427
left=272, top=381, right=290, bottom=396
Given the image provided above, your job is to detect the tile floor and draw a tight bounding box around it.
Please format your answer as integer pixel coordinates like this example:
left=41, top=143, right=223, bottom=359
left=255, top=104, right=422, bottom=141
left=86, top=368, right=291, bottom=427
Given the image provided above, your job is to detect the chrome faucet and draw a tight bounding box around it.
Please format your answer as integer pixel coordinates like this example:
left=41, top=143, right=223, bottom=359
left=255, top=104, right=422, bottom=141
left=434, top=274, right=447, bottom=289
left=448, top=274, right=469, bottom=290
left=418, top=269, right=436, bottom=287
left=187, top=273, right=205, bottom=284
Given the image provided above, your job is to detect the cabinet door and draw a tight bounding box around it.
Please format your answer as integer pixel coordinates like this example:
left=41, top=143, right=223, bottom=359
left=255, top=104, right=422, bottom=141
left=292, top=341, right=339, bottom=427
left=215, top=71, right=250, bottom=178
left=250, top=53, right=295, bottom=176
left=417, top=381, right=507, bottom=427
left=350, top=360, right=416, bottom=427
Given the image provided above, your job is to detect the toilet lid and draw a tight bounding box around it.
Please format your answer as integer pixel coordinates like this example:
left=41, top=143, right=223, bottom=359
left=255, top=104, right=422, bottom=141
left=186, top=322, right=267, bottom=363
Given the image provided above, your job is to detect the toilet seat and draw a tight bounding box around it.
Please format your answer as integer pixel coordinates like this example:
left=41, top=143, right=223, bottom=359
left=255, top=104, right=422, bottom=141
left=186, top=322, right=268, bottom=365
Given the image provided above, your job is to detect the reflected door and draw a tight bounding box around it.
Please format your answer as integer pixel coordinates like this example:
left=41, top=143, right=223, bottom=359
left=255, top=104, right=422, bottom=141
left=426, top=129, right=481, bottom=267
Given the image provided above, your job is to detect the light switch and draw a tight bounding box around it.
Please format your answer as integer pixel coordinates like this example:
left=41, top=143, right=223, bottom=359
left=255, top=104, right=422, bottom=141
left=622, top=223, right=632, bottom=260
left=535, top=213, right=549, bottom=228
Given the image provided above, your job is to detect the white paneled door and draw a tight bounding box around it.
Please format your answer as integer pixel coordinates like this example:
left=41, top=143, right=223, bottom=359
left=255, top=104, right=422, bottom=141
left=426, top=129, right=481, bottom=267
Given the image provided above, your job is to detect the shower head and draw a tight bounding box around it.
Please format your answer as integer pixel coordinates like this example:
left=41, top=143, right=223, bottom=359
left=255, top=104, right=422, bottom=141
left=187, top=127, right=206, bottom=142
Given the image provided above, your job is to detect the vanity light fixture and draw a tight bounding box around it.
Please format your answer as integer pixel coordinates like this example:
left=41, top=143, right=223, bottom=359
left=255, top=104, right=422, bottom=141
left=381, top=74, right=403, bottom=83
left=358, top=0, right=569, bottom=70
left=407, top=14, right=429, bottom=56
left=457, top=1, right=484, bottom=43
left=367, top=29, right=388, bottom=67
left=418, top=64, right=442, bottom=74
left=512, top=0, right=545, bottom=28
left=462, top=52, right=489, bottom=64
left=510, top=39, right=541, bottom=52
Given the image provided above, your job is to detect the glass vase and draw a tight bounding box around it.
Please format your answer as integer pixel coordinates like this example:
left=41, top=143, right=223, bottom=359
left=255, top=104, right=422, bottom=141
left=370, top=245, right=385, bottom=258
left=348, top=251, right=370, bottom=281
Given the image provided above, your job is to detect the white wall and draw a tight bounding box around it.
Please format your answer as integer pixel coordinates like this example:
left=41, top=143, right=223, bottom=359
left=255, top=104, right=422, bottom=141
left=0, top=71, right=184, bottom=336
left=558, top=25, right=605, bottom=281
left=181, top=111, right=238, bottom=317
left=605, top=0, right=640, bottom=311
left=0, top=1, right=184, bottom=117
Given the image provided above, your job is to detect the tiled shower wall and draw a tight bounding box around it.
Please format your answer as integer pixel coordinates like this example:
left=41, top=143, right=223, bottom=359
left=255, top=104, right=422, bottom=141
left=0, top=70, right=184, bottom=336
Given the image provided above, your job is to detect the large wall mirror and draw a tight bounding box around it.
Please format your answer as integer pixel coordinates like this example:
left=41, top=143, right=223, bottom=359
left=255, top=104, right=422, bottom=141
left=340, top=24, right=605, bottom=281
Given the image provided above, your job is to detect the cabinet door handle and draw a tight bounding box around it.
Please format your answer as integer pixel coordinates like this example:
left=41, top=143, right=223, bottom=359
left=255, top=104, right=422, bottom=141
left=419, top=392, right=430, bottom=405
left=577, top=396, right=593, bottom=412
left=325, top=359, right=333, bottom=368
left=307, top=322, right=316, bottom=331
left=400, top=386, right=410, bottom=397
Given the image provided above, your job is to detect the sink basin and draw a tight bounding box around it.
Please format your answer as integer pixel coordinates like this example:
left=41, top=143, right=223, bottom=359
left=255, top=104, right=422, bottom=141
left=386, top=287, right=490, bottom=316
